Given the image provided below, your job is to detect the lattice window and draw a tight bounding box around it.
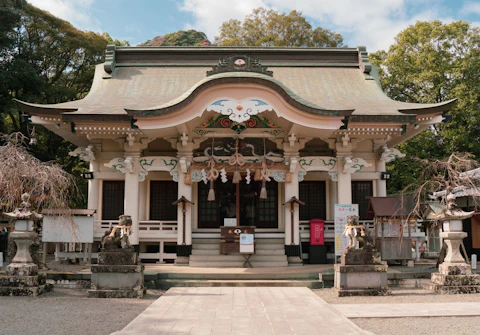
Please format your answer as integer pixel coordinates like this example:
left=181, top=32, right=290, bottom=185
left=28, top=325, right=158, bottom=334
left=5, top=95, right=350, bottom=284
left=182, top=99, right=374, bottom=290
left=198, top=181, right=221, bottom=228
left=299, top=181, right=326, bottom=221
left=150, top=181, right=178, bottom=220
left=102, top=181, right=125, bottom=220
left=256, top=181, right=278, bottom=228
left=352, top=181, right=373, bottom=220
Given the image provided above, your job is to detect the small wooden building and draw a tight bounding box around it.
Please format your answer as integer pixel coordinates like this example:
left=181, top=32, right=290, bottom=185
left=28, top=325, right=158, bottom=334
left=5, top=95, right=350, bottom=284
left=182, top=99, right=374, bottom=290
left=368, top=196, right=419, bottom=263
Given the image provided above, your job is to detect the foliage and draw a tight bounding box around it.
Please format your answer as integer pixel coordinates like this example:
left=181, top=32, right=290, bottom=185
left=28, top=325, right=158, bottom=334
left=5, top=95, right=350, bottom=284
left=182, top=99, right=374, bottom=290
left=0, top=132, right=80, bottom=214
left=0, top=0, right=128, bottom=207
left=215, top=7, right=344, bottom=47
left=369, top=21, right=480, bottom=194
left=139, top=29, right=211, bottom=46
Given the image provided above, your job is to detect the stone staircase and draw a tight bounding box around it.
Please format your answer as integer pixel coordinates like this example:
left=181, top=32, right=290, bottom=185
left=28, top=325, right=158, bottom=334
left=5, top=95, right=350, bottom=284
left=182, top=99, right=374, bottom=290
left=189, top=238, right=289, bottom=267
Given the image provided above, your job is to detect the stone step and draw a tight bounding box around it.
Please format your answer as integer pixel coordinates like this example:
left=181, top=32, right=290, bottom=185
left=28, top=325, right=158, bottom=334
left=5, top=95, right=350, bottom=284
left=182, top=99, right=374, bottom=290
left=191, top=249, right=221, bottom=255
left=191, top=249, right=285, bottom=256
left=152, top=279, right=324, bottom=289
left=255, top=244, right=284, bottom=250
left=254, top=238, right=285, bottom=244
left=192, top=239, right=221, bottom=244
left=154, top=272, right=321, bottom=280
left=189, top=255, right=288, bottom=262
left=192, top=244, right=220, bottom=250
left=189, top=261, right=289, bottom=268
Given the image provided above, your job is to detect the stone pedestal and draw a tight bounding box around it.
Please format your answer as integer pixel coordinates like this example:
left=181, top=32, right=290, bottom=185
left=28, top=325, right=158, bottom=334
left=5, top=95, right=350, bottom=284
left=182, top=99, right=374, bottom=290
left=0, top=232, right=52, bottom=296
left=88, top=248, right=145, bottom=298
left=334, top=248, right=390, bottom=297
left=424, top=220, right=480, bottom=294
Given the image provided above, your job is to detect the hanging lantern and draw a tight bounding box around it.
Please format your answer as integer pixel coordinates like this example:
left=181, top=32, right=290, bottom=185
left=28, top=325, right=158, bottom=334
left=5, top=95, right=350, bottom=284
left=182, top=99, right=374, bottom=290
left=232, top=165, right=242, bottom=183
left=260, top=179, right=267, bottom=199
left=207, top=180, right=215, bottom=201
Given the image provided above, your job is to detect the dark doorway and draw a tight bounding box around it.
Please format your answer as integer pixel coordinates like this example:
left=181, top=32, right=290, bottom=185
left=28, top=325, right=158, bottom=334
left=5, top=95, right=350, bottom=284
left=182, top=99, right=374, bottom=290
left=198, top=178, right=278, bottom=228
left=102, top=181, right=125, bottom=220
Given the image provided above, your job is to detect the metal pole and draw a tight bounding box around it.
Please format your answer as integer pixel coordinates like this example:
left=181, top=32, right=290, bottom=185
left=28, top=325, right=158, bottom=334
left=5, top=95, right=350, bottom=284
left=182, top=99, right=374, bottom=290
left=291, top=202, right=295, bottom=245
left=182, top=201, right=186, bottom=245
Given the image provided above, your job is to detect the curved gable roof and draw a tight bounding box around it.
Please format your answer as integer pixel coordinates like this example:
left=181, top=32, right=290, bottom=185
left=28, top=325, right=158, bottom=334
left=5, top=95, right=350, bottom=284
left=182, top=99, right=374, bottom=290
left=14, top=46, right=456, bottom=122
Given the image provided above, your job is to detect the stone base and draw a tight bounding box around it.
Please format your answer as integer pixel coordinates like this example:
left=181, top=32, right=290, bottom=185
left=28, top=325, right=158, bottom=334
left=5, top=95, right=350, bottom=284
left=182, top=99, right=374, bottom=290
left=341, top=248, right=382, bottom=265
left=334, top=264, right=390, bottom=297
left=333, top=287, right=390, bottom=297
left=87, top=288, right=146, bottom=298
left=175, top=256, right=190, bottom=265
left=0, top=283, right=53, bottom=296
left=424, top=270, right=480, bottom=294
left=89, top=254, right=145, bottom=298
left=98, top=248, right=138, bottom=265
left=0, top=266, right=52, bottom=297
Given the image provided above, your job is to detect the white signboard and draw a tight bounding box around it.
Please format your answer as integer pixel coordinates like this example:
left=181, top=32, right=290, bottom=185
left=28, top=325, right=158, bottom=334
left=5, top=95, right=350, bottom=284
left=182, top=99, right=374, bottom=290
left=240, top=233, right=254, bottom=253
left=334, top=204, right=359, bottom=256
left=42, top=216, right=94, bottom=243
left=224, top=218, right=237, bottom=227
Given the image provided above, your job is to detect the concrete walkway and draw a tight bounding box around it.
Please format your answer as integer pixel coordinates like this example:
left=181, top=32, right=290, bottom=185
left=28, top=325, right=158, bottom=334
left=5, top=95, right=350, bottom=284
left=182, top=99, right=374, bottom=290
left=333, top=302, right=480, bottom=318
left=115, top=287, right=370, bottom=335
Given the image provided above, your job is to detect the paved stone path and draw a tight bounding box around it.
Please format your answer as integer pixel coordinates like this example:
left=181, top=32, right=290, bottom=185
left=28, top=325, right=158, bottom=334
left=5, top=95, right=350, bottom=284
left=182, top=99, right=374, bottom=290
left=333, top=302, right=480, bottom=318
left=116, top=287, right=370, bottom=335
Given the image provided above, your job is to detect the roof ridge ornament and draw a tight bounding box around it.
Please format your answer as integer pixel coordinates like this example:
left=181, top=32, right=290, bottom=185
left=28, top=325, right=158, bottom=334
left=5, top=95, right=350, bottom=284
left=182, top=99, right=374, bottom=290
left=357, top=46, right=371, bottom=74
left=206, top=54, right=273, bottom=77
left=104, top=44, right=116, bottom=74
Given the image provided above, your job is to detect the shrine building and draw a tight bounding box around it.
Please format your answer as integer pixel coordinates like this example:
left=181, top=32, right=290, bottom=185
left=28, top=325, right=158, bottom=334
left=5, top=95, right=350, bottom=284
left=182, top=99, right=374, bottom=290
left=15, top=46, right=455, bottom=266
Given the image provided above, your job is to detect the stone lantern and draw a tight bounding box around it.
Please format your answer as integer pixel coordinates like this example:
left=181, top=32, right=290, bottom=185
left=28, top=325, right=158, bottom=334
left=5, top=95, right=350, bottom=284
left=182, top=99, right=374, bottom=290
left=424, top=192, right=480, bottom=293
left=0, top=193, right=52, bottom=296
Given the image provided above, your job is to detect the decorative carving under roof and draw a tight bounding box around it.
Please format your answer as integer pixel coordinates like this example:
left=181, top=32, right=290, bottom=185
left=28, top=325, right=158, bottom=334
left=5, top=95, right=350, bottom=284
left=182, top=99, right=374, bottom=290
left=205, top=99, right=274, bottom=123
left=207, top=55, right=273, bottom=77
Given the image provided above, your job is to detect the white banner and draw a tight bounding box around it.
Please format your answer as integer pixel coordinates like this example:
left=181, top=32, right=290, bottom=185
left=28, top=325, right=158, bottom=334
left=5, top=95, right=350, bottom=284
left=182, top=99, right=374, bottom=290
left=334, top=204, right=359, bottom=256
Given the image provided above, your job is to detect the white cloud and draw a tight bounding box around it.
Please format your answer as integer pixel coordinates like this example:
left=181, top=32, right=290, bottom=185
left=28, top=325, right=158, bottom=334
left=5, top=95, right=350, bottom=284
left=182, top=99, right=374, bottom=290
left=180, top=0, right=265, bottom=40
left=460, top=1, right=480, bottom=15
left=27, top=0, right=101, bottom=32
left=180, top=0, right=457, bottom=51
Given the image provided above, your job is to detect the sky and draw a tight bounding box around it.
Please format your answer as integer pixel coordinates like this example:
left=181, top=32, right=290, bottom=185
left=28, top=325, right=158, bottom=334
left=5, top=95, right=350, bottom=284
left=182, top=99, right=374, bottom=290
left=27, top=0, right=480, bottom=52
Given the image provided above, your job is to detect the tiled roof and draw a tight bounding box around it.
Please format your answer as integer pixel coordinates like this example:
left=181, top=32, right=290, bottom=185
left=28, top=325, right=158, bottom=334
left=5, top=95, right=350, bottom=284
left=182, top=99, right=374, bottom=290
left=15, top=47, right=455, bottom=121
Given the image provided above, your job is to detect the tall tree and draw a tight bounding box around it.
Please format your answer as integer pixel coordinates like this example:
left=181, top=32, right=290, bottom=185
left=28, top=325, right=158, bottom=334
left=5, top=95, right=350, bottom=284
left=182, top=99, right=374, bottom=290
left=0, top=0, right=128, bottom=207
left=139, top=30, right=210, bottom=46
left=369, top=21, right=480, bottom=194
left=215, top=8, right=344, bottom=47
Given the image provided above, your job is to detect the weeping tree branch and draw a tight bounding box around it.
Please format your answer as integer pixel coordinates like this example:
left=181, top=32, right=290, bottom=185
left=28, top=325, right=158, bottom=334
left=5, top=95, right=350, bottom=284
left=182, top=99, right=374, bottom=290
left=0, top=132, right=81, bottom=220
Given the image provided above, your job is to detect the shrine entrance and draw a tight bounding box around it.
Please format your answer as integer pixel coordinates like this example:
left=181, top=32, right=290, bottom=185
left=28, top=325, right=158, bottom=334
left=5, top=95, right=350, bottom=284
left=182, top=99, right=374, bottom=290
left=197, top=178, right=278, bottom=229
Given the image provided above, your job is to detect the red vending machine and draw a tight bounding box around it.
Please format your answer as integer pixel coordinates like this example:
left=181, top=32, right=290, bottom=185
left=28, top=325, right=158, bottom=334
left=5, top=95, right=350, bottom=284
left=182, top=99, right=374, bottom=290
left=310, top=219, right=324, bottom=245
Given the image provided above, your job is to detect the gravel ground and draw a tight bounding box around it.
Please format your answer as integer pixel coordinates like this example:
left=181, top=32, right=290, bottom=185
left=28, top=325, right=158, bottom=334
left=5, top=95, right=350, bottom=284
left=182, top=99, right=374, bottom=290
left=0, top=288, right=162, bottom=335
left=314, top=288, right=480, bottom=335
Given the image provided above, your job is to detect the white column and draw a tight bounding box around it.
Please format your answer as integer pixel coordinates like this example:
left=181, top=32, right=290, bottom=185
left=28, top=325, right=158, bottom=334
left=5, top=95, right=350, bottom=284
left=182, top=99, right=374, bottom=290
left=88, top=161, right=100, bottom=221
left=284, top=157, right=300, bottom=245
left=376, top=159, right=387, bottom=197
left=124, top=152, right=140, bottom=246
left=138, top=181, right=147, bottom=221
left=337, top=154, right=352, bottom=204
left=176, top=166, right=193, bottom=245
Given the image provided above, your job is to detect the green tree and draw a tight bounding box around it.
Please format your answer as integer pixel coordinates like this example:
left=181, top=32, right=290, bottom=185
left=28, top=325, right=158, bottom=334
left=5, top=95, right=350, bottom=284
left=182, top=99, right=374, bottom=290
left=139, top=29, right=210, bottom=46
left=215, top=7, right=344, bottom=47
left=0, top=0, right=128, bottom=207
left=369, top=21, right=480, bottom=194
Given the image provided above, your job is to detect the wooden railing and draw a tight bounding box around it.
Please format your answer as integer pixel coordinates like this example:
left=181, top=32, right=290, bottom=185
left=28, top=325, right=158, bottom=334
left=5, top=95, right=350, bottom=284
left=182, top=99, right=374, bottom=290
left=94, top=220, right=178, bottom=239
